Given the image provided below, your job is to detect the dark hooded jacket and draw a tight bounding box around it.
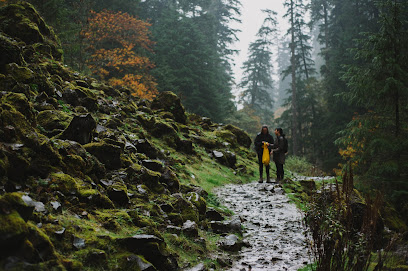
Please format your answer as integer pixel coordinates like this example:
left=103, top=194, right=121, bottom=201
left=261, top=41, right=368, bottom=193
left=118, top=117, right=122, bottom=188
left=254, top=126, right=274, bottom=155
left=272, top=135, right=286, bottom=164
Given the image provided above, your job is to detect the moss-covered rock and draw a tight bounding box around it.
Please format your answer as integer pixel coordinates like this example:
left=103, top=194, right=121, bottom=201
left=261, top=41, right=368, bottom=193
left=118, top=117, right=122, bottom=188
left=215, top=129, right=237, bottom=146
left=36, top=109, right=71, bottom=133
left=223, top=124, right=251, bottom=148
left=0, top=2, right=63, bottom=61
left=151, top=91, right=187, bottom=124
left=0, top=33, right=25, bottom=73
left=186, top=192, right=207, bottom=221
left=83, top=142, right=122, bottom=170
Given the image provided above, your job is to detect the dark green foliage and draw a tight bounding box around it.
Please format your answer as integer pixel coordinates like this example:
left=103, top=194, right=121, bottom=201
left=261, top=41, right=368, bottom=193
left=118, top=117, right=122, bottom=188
left=239, top=9, right=278, bottom=126
left=338, top=0, right=408, bottom=207
left=140, top=0, right=240, bottom=122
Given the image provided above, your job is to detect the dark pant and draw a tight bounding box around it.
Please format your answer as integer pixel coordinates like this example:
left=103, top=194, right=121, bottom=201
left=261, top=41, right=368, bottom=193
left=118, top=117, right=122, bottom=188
left=257, top=153, right=270, bottom=178
left=275, top=162, right=284, bottom=180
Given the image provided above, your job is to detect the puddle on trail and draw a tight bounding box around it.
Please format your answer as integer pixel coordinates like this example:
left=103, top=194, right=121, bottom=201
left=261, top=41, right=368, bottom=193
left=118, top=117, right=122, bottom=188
left=216, top=182, right=310, bottom=271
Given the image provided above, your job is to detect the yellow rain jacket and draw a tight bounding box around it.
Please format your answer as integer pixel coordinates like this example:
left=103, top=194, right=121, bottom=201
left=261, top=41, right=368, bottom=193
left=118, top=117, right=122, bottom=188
left=262, top=142, right=270, bottom=165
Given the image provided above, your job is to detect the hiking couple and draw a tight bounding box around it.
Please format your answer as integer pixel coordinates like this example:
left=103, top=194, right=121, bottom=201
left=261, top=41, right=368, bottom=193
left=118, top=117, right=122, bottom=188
left=254, top=125, right=287, bottom=183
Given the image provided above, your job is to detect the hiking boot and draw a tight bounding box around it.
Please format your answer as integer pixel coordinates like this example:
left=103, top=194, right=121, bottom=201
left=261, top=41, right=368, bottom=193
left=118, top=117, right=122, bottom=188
left=258, top=178, right=263, bottom=183
left=266, top=176, right=272, bottom=183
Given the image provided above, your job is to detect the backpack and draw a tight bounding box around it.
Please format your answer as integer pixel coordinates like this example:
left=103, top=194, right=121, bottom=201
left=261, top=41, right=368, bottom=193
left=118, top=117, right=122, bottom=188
left=283, top=137, right=288, bottom=153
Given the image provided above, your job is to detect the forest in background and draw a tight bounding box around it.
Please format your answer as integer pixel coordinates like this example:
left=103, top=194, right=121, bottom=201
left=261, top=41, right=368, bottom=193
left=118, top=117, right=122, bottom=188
left=3, top=0, right=407, bottom=218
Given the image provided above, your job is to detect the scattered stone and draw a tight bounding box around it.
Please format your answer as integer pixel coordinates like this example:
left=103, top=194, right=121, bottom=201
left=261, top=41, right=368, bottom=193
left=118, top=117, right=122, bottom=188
left=125, top=255, right=156, bottom=271
left=73, top=236, right=86, bottom=249
left=206, top=208, right=224, bottom=221
left=218, top=234, right=243, bottom=252
left=50, top=201, right=61, bottom=212
left=142, top=160, right=164, bottom=172
left=21, top=195, right=45, bottom=213
left=182, top=220, right=199, bottom=238
left=184, top=263, right=207, bottom=271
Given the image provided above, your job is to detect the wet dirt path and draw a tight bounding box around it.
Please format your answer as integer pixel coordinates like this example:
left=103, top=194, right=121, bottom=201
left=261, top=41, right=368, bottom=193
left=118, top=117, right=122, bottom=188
left=216, top=182, right=310, bottom=271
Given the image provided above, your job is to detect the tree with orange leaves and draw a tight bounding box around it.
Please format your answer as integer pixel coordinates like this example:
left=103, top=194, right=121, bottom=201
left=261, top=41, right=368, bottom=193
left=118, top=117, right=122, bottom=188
left=83, top=9, right=157, bottom=99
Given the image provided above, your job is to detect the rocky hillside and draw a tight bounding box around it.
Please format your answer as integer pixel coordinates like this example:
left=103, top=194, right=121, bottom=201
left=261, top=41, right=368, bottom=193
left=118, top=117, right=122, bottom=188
left=0, top=3, right=257, bottom=270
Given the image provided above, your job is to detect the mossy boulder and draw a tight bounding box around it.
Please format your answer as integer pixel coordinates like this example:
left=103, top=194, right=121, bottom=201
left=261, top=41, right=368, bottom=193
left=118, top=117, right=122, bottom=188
left=0, top=2, right=63, bottom=61
left=151, top=91, right=187, bottom=124
left=37, top=109, right=71, bottom=133
left=6, top=63, right=34, bottom=83
left=1, top=92, right=34, bottom=123
left=0, top=33, right=25, bottom=73
left=186, top=192, right=207, bottom=220
left=215, top=129, right=237, bottom=146
left=0, top=210, right=29, bottom=252
left=223, top=124, right=251, bottom=148
left=117, top=234, right=178, bottom=270
left=83, top=142, right=122, bottom=170
left=170, top=193, right=199, bottom=223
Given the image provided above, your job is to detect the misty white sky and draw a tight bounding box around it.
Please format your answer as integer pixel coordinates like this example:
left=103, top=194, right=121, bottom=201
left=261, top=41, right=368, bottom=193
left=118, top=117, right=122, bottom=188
left=230, top=0, right=289, bottom=100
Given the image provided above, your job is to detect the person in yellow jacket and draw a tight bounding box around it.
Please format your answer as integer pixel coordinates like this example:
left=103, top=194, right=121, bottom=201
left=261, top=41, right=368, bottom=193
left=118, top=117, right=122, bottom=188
left=254, top=125, right=274, bottom=183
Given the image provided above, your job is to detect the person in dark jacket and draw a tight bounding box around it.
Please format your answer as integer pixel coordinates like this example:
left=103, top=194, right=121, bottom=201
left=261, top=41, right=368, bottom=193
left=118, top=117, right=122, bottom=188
left=272, top=128, right=286, bottom=182
left=254, top=125, right=274, bottom=183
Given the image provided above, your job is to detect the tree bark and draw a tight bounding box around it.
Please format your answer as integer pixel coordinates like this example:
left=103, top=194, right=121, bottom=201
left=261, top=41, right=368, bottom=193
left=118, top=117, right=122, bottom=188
left=290, top=0, right=299, bottom=155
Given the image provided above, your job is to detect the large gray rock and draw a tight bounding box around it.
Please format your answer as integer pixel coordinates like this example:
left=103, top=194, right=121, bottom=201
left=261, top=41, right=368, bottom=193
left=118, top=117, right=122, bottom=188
left=210, top=216, right=242, bottom=233
left=182, top=220, right=199, bottom=238
left=218, top=234, right=243, bottom=252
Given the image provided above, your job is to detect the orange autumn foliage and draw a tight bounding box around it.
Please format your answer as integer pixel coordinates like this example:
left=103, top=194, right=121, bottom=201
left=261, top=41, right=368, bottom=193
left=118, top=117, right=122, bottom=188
left=83, top=10, right=157, bottom=99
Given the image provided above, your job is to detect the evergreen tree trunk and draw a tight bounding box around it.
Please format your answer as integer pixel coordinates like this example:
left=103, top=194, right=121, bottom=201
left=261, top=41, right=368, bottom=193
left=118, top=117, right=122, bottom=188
left=290, top=0, right=299, bottom=155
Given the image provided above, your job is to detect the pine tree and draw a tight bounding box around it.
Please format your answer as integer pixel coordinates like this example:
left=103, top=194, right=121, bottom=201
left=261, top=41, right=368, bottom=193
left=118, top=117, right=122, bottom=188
left=282, top=0, right=315, bottom=156
left=239, top=9, right=278, bottom=125
left=338, top=0, right=408, bottom=196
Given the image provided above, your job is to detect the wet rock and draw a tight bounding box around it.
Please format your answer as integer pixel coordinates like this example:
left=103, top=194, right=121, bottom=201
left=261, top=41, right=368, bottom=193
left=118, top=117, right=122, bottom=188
left=170, top=193, right=199, bottom=223
left=58, top=114, right=96, bottom=145
left=185, top=263, right=207, bottom=271
left=224, top=151, right=237, bottom=168
left=21, top=195, right=45, bottom=213
left=151, top=91, right=187, bottom=124
left=84, top=142, right=122, bottom=170
left=107, top=185, right=129, bottom=206
left=1, top=92, right=34, bottom=124
left=210, top=216, right=242, bottom=233
left=176, top=139, right=194, bottom=154
left=218, top=234, right=243, bottom=252
left=142, top=160, right=164, bottom=172
left=182, top=220, right=199, bottom=238
left=117, top=234, right=178, bottom=271
left=151, top=120, right=178, bottom=139
left=187, top=192, right=207, bottom=220
left=135, top=139, right=160, bottom=159
left=124, top=254, right=156, bottom=271
left=206, top=208, right=224, bottom=221
left=159, top=168, right=180, bottom=193
left=73, top=236, right=86, bottom=249
left=216, top=255, right=232, bottom=267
